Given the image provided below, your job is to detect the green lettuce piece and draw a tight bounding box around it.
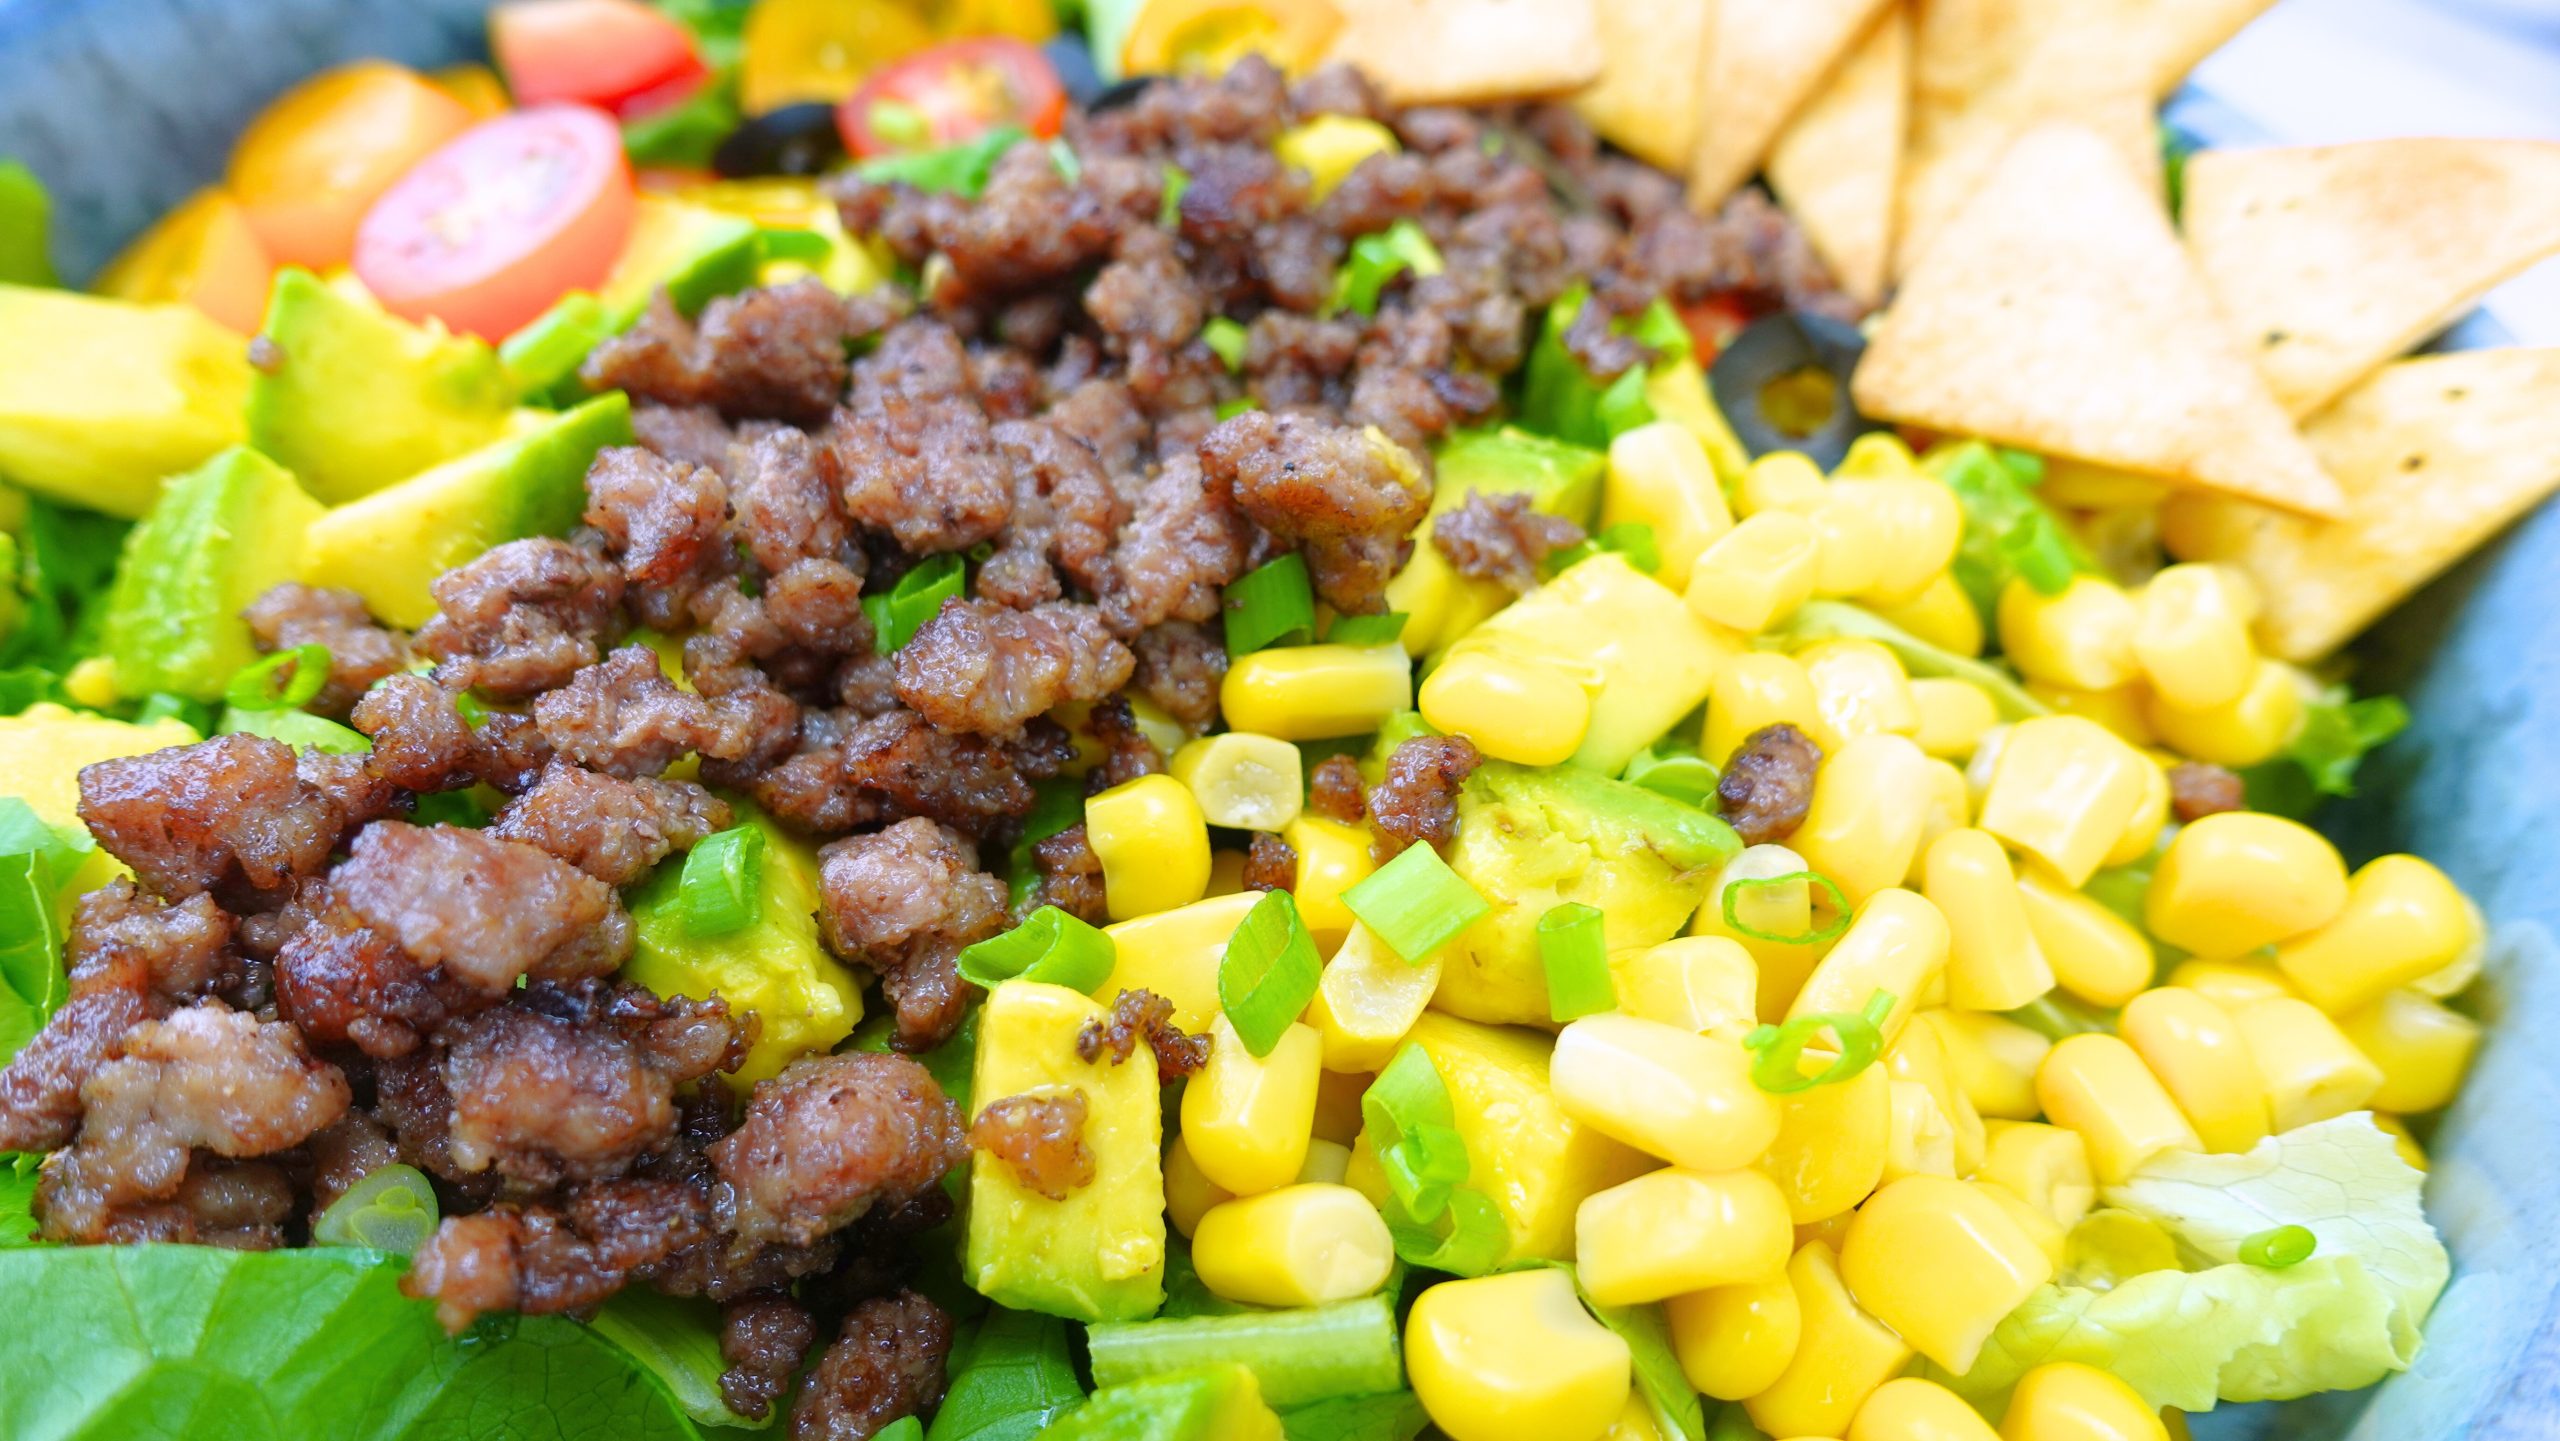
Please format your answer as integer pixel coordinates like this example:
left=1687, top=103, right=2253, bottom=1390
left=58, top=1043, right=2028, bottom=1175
left=0, top=796, right=83, bottom=1061
left=589, top=1288, right=772, bottom=1429
left=1278, top=1391, right=1429, bottom=1441
left=856, top=126, right=1033, bottom=199
left=0, top=160, right=52, bottom=287
left=0, top=1152, right=37, bottom=1246
left=0, top=495, right=131, bottom=708
left=1923, top=441, right=2093, bottom=621
left=2245, top=684, right=2410, bottom=817
left=1517, top=288, right=1690, bottom=449
left=1944, top=1115, right=2447, bottom=1413
left=928, top=1308, right=1086, bottom=1441
left=1769, top=601, right=2050, bottom=721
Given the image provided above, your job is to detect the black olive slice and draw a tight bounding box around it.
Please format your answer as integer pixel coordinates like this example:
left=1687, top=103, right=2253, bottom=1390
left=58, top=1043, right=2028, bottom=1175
left=1708, top=310, right=1884, bottom=471
left=712, top=103, right=846, bottom=179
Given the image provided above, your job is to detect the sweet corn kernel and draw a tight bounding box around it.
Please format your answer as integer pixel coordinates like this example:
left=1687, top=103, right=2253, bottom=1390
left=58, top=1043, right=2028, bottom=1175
left=63, top=656, right=118, bottom=710
left=1645, top=359, right=1754, bottom=482
left=1283, top=814, right=1376, bottom=943
left=1666, top=1270, right=1800, bottom=1401
left=1182, top=1016, right=1322, bottom=1195
left=1926, top=829, right=2058, bottom=1011
left=1221, top=643, right=1414, bottom=741
left=1407, top=1269, right=1632, bottom=1441
left=1977, top=1120, right=2095, bottom=1231
left=1876, top=571, right=1989, bottom=657
left=2119, top=988, right=2271, bottom=1153
left=2041, top=460, right=2172, bottom=510
left=1163, top=1134, right=1234, bottom=1238
left=1313, top=1067, right=1369, bottom=1144
left=1835, top=432, right=1924, bottom=481
left=1705, top=651, right=1822, bottom=764
left=2165, top=957, right=2297, bottom=1009
left=1296, top=1137, right=1352, bottom=1186
left=1976, top=1169, right=2071, bottom=1270
left=1418, top=645, right=1593, bottom=766
left=1885, top=1017, right=1987, bottom=1177
left=1604, top=421, right=1733, bottom=589
left=1913, top=760, right=1976, bottom=882
left=1693, top=844, right=1834, bottom=1019
left=1306, top=923, right=1439, bottom=1073
left=2146, top=812, right=2349, bottom=955
left=1835, top=478, right=1964, bottom=604
left=2144, top=657, right=2302, bottom=768
left=1602, top=1394, right=1663, bottom=1441
left=1925, top=1009, right=2049, bottom=1121
left=1274, top=114, right=1399, bottom=200
left=1801, top=639, right=1921, bottom=753
left=1978, top=716, right=2153, bottom=888
left=2272, top=855, right=2475, bottom=1015
left=1739, top=451, right=1829, bottom=517
left=1850, top=1377, right=2000, bottom=1441
left=1088, top=774, right=1214, bottom=921
left=2339, top=989, right=2479, bottom=1114
left=2231, top=998, right=2384, bottom=1131
left=2133, top=565, right=2256, bottom=712
left=1687, top=509, right=1821, bottom=634
left=2411, top=890, right=2487, bottom=999
left=1610, top=935, right=1760, bottom=1037
left=2105, top=765, right=2170, bottom=875
left=1793, top=735, right=1939, bottom=904
left=1796, top=1210, right=1857, bottom=1252
left=1999, top=1362, right=2170, bottom=1441
left=1789, top=888, right=1949, bottom=1045
left=1913, top=679, right=2002, bottom=759
left=1882, top=1078, right=1959, bottom=1182
left=2017, top=869, right=2156, bottom=1010
left=1811, top=493, right=1892, bottom=597
left=1578, top=1167, right=1795, bottom=1305
left=1744, top=1242, right=1913, bottom=1440
left=1999, top=576, right=2140, bottom=691
left=2373, top=1113, right=2430, bottom=1171
left=1191, top=1183, right=1395, bottom=1308
left=1206, top=848, right=1250, bottom=897
left=2025, top=681, right=2159, bottom=749
left=1102, top=891, right=1261, bottom=1032
left=1759, top=1062, right=1890, bottom=1223
left=1127, top=696, right=1192, bottom=761
left=1550, top=1013, right=1782, bottom=1172
left=1170, top=731, right=1305, bottom=831
left=2038, top=1034, right=2200, bottom=1184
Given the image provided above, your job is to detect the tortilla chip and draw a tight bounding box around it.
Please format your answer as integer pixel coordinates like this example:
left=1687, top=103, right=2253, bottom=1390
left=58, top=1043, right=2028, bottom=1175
left=1851, top=123, right=2345, bottom=518
left=1686, top=0, right=1891, bottom=209
left=1766, top=6, right=1908, bottom=307
left=1327, top=0, right=1604, bottom=105
left=2184, top=139, right=2560, bottom=418
left=1573, top=0, right=1715, bottom=172
left=2160, top=349, right=2560, bottom=661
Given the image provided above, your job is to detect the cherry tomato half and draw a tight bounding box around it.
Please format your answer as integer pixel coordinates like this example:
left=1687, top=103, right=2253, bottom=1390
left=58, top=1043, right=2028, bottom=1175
left=837, top=37, right=1068, bottom=161
left=490, top=0, right=707, bottom=118
left=227, top=61, right=477, bottom=271
left=1677, top=294, right=1755, bottom=365
left=353, top=104, right=636, bottom=340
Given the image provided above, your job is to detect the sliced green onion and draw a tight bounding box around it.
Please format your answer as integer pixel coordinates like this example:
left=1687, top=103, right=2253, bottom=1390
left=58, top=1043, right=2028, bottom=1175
left=1086, top=1295, right=1403, bottom=1406
left=854, top=124, right=1028, bottom=199
left=1362, top=1043, right=1469, bottom=1223
left=1201, top=316, right=1248, bottom=373
left=1007, top=775, right=1087, bottom=909
left=498, top=291, right=612, bottom=398
left=677, top=825, right=764, bottom=938
left=1720, top=869, right=1851, bottom=946
left=864, top=552, right=967, bottom=655
left=1222, top=553, right=1315, bottom=656
left=1048, top=137, right=1082, bottom=184
left=872, top=1419, right=923, bottom=1441
left=1323, top=611, right=1408, bottom=647
left=217, top=708, right=371, bottom=755
left=1160, top=163, right=1190, bottom=229
left=1214, top=396, right=1259, bottom=420
left=1620, top=742, right=1718, bottom=808
left=1537, top=902, right=1615, bottom=1024
left=1218, top=889, right=1323, bottom=1057
left=2239, top=1224, right=2317, bottom=1269
left=1332, top=219, right=1445, bottom=317
left=451, top=690, right=490, bottom=730
left=956, top=905, right=1117, bottom=994
left=310, top=1163, right=439, bottom=1253
left=1744, top=989, right=1896, bottom=1094
left=1387, top=1186, right=1505, bottom=1277
left=225, top=644, right=331, bottom=711
left=1342, top=842, right=1488, bottom=965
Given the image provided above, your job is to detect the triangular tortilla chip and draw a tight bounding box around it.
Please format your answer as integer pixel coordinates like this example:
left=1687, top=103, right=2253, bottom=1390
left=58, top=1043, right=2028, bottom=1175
left=1851, top=123, right=2346, bottom=518
left=1328, top=0, right=1604, bottom=105
left=2161, top=349, right=2560, bottom=661
left=1573, top=0, right=1715, bottom=173
left=1766, top=5, right=1908, bottom=307
left=1686, top=0, right=1891, bottom=208
left=2184, top=139, right=2560, bottom=418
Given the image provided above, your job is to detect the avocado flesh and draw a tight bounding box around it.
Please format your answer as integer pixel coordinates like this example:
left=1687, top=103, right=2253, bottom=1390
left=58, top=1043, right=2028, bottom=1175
left=1033, top=1364, right=1281, bottom=1441
left=98, top=446, right=323, bottom=702
left=1385, top=426, right=1605, bottom=657
left=0, top=285, right=249, bottom=518
left=1437, top=760, right=1741, bottom=1026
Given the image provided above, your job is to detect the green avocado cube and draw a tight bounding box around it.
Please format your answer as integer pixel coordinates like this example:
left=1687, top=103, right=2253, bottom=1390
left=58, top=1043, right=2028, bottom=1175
left=1033, top=1364, right=1281, bottom=1441
left=99, top=446, right=323, bottom=701
left=0, top=285, right=249, bottom=519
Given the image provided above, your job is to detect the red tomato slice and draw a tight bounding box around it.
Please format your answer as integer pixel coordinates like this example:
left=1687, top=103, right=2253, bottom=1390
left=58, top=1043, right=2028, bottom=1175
left=490, top=0, right=703, bottom=117
left=353, top=105, right=636, bottom=339
left=837, top=37, right=1067, bottom=161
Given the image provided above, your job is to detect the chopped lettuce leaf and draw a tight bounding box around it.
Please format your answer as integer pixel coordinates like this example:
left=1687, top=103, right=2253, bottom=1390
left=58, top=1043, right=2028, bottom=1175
left=1278, top=1391, right=1430, bottom=1441
left=622, top=74, right=742, bottom=168
left=0, top=796, right=77, bottom=1061
left=2246, top=683, right=2410, bottom=816
left=1923, top=441, right=2093, bottom=621
left=857, top=126, right=1033, bottom=199
left=927, top=1307, right=1085, bottom=1441
left=1518, top=288, right=1689, bottom=449
left=590, top=1288, right=774, bottom=1429
left=0, top=160, right=52, bottom=287
left=0, top=1152, right=36, bottom=1246
left=1770, top=600, right=2049, bottom=721
left=0, top=496, right=130, bottom=708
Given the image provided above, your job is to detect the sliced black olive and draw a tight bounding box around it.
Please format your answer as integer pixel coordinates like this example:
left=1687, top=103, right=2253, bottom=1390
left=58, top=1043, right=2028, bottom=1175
left=713, top=103, right=846, bottom=179
left=1045, top=34, right=1109, bottom=107
left=1708, top=310, right=1884, bottom=471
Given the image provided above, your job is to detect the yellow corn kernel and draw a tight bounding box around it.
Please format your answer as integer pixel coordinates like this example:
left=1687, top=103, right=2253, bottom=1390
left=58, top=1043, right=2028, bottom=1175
left=1313, top=1067, right=1368, bottom=1144
left=62, top=656, right=119, bottom=710
left=1835, top=432, right=1924, bottom=481
left=1912, top=759, right=1976, bottom=883
left=1926, top=829, right=2058, bottom=1012
left=1845, top=1179, right=2056, bottom=1374
left=1876, top=571, right=1988, bottom=658
left=2373, top=1113, right=2430, bottom=1171
left=1342, top=1130, right=1387, bottom=1208
left=1220, top=643, right=1414, bottom=741
left=2144, top=656, right=2302, bottom=768
left=1306, top=923, right=1439, bottom=1073
left=1551, top=1013, right=1782, bottom=1171
left=1810, top=493, right=1893, bottom=598
left=1645, top=359, right=1753, bottom=483
left=2338, top=989, right=2479, bottom=1114
left=1102, top=891, right=1261, bottom=1032
left=1745, top=1242, right=1914, bottom=1440
left=1801, top=639, right=1921, bottom=753
left=1577, top=1167, right=1794, bottom=1305
left=2016, top=869, right=2156, bottom=1010
left=1925, top=1009, right=2049, bottom=1121
left=1886, top=1016, right=1987, bottom=1174
left=2101, top=758, right=2172, bottom=870
left=1087, top=774, right=1212, bottom=921
left=1407, top=1268, right=1632, bottom=1441
left=1604, top=421, right=1733, bottom=590
left=2037, top=1034, right=2200, bottom=1184
left=1882, top=1077, right=1958, bottom=1182
left=2147, top=812, right=2349, bottom=956
left=1794, top=736, right=1939, bottom=904
left=1206, top=848, right=1250, bottom=897
left=1296, top=1136, right=1352, bottom=1185
left=1666, top=1270, right=1800, bottom=1401
left=1913, top=679, right=2001, bottom=760
left=1169, top=731, right=1304, bottom=831
left=1796, top=1210, right=1857, bottom=1253
left=1850, top=1377, right=2000, bottom=1441
left=1417, top=645, right=1592, bottom=766
left=1693, top=844, right=1834, bottom=1019
left=1282, top=814, right=1375, bottom=943
left=1191, top=1183, right=1395, bottom=1308
left=1738, top=450, right=1828, bottom=517
left=1610, top=935, right=1760, bottom=1037
left=1163, top=1134, right=1234, bottom=1238
left=1999, top=1362, right=2170, bottom=1441
left=1127, top=696, right=1192, bottom=761
left=1602, top=1394, right=1663, bottom=1441
left=1835, top=478, right=1965, bottom=604
left=2133, top=565, right=2256, bottom=712
left=1978, top=716, right=2153, bottom=888
left=2025, top=681, right=2159, bottom=749
left=1999, top=576, right=2140, bottom=692
left=1789, top=888, right=1949, bottom=1045
left=2272, top=855, right=2475, bottom=1015
left=1705, top=651, right=1821, bottom=764
left=2119, top=988, right=2271, bottom=1153
left=2231, top=997, right=2384, bottom=1131
left=1181, top=1016, right=1322, bottom=1195
left=2165, top=957, right=2296, bottom=1009
left=1976, top=1120, right=2095, bottom=1231
left=1760, top=1062, right=1890, bottom=1223
left=1686, top=509, right=1821, bottom=635
left=2041, top=459, right=2171, bottom=510
left=1274, top=114, right=1399, bottom=200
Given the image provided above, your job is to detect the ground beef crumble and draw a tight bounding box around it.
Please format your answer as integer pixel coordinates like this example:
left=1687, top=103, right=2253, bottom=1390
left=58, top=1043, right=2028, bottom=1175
left=1717, top=722, right=1824, bottom=846
left=969, top=1089, right=1096, bottom=1200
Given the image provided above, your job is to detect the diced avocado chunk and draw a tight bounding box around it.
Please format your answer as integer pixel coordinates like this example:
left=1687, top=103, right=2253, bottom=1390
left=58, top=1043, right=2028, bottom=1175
left=98, top=447, right=323, bottom=702
left=299, top=393, right=632, bottom=628
left=246, top=269, right=516, bottom=504
left=1437, top=760, right=1741, bottom=1026
left=1034, top=1364, right=1281, bottom=1441
left=0, top=285, right=249, bottom=518
left=498, top=292, right=614, bottom=403
left=0, top=702, right=199, bottom=900
left=967, top=980, right=1167, bottom=1323
left=626, top=801, right=862, bottom=1087
left=1385, top=427, right=1604, bottom=657
left=599, top=197, right=762, bottom=325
